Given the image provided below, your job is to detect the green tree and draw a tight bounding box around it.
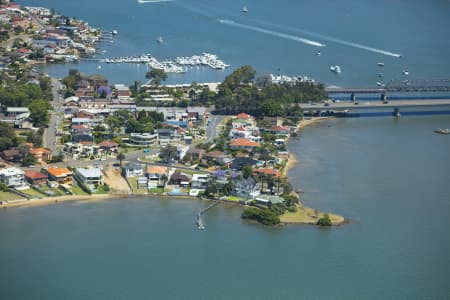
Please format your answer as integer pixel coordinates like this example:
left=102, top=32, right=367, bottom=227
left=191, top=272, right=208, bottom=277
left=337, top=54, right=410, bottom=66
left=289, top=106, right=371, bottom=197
left=0, top=123, right=18, bottom=151
left=116, top=152, right=125, bottom=167
left=317, top=214, right=332, bottom=226
left=145, top=68, right=167, bottom=86
left=28, top=99, right=51, bottom=127
left=22, top=153, right=37, bottom=167
left=242, top=164, right=253, bottom=179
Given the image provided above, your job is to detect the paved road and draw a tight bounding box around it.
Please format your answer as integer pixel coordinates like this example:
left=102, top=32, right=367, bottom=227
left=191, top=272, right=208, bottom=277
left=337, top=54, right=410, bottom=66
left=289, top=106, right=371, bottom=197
left=206, top=114, right=226, bottom=142
left=43, top=78, right=63, bottom=153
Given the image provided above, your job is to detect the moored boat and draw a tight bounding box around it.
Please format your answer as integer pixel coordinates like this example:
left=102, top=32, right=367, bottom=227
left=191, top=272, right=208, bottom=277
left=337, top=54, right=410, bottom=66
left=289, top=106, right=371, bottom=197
left=434, top=128, right=450, bottom=134
left=242, top=6, right=248, bottom=13
left=330, top=65, right=341, bottom=74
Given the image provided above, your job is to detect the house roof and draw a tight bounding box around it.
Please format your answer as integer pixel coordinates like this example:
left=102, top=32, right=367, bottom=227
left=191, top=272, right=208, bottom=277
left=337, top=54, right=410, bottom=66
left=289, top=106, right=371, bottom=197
left=29, top=147, right=51, bottom=155
left=124, top=162, right=142, bottom=170
left=76, top=167, right=102, bottom=178
left=229, top=138, right=260, bottom=147
left=204, top=150, right=225, bottom=158
left=24, top=169, right=48, bottom=180
left=1, top=149, right=20, bottom=157
left=271, top=125, right=289, bottom=131
left=147, top=166, right=168, bottom=175
left=235, top=127, right=246, bottom=132
left=236, top=112, right=252, bottom=119
left=254, top=168, right=282, bottom=178
left=98, top=140, right=119, bottom=148
left=170, top=172, right=191, bottom=181
left=47, top=167, right=72, bottom=177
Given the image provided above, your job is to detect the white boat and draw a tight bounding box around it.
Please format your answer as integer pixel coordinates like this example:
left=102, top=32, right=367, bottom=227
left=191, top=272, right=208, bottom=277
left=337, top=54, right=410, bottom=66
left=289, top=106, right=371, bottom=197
left=376, top=82, right=385, bottom=87
left=377, top=62, right=385, bottom=67
left=330, top=65, right=341, bottom=74
left=111, top=29, right=118, bottom=35
left=242, top=6, right=248, bottom=13
left=434, top=128, right=450, bottom=134
left=97, top=65, right=102, bottom=70
left=316, top=51, right=321, bottom=56
left=157, top=36, right=163, bottom=44
left=403, top=70, right=409, bottom=75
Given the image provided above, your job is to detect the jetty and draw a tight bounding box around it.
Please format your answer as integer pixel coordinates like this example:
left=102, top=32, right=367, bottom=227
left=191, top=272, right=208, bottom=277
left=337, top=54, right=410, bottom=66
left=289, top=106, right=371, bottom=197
left=196, top=201, right=220, bottom=230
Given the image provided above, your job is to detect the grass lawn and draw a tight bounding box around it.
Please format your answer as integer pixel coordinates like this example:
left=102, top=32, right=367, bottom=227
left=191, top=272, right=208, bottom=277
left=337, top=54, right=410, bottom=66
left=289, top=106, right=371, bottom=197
left=71, top=185, right=89, bottom=196
left=0, top=191, right=24, bottom=201
left=280, top=204, right=345, bottom=225
left=149, top=187, right=164, bottom=193
left=225, top=196, right=242, bottom=202
left=128, top=177, right=147, bottom=194
left=22, top=188, right=46, bottom=198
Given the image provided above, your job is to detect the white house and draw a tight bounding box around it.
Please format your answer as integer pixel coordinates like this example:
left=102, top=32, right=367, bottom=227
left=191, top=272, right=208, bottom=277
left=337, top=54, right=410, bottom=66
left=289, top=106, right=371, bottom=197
left=75, top=167, right=103, bottom=186
left=122, top=162, right=144, bottom=178
left=0, top=167, right=28, bottom=190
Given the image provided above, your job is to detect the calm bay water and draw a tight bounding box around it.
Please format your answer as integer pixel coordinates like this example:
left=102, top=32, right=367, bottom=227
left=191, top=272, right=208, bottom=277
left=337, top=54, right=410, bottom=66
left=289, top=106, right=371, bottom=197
left=16, top=0, right=450, bottom=85
left=2, top=1, right=450, bottom=298
left=1, top=116, right=450, bottom=299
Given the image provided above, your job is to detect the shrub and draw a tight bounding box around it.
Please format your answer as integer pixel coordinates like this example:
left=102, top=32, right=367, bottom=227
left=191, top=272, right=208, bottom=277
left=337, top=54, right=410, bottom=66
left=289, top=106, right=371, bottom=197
left=242, top=207, right=280, bottom=226
left=317, top=214, right=332, bottom=226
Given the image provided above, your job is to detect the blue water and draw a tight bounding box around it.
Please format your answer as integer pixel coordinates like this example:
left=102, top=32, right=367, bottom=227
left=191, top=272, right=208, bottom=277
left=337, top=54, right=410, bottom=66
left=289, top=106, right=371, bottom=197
left=17, top=0, right=450, bottom=86
left=1, top=116, right=450, bottom=299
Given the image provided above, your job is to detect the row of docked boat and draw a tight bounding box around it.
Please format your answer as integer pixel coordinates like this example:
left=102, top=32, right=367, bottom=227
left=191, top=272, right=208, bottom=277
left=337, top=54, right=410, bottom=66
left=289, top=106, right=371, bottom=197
left=269, top=74, right=315, bottom=84
left=174, top=52, right=230, bottom=70
left=101, top=52, right=229, bottom=73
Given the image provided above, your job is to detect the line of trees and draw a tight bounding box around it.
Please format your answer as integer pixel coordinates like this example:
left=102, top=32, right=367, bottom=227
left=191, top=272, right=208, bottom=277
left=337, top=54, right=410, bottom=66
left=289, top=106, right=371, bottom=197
left=213, top=65, right=325, bottom=118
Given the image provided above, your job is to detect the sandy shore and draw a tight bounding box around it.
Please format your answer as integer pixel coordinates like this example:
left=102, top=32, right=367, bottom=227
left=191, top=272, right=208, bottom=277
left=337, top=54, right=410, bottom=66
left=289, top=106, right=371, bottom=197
left=284, top=117, right=329, bottom=174
left=1, top=193, right=128, bottom=209
left=296, top=116, right=330, bottom=131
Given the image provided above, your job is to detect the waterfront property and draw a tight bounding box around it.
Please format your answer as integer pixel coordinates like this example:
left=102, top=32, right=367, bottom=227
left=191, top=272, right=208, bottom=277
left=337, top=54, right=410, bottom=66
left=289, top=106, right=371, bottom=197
left=75, top=167, right=103, bottom=186
left=232, top=177, right=260, bottom=199
left=46, top=167, right=72, bottom=185
left=123, top=162, right=144, bottom=178
left=24, top=169, right=48, bottom=185
left=0, top=167, right=28, bottom=189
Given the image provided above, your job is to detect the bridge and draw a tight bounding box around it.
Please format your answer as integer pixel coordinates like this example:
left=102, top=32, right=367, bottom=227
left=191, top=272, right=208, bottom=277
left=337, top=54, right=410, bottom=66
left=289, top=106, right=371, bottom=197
left=300, top=99, right=450, bottom=111
left=325, top=79, right=450, bottom=94
left=300, top=99, right=450, bottom=117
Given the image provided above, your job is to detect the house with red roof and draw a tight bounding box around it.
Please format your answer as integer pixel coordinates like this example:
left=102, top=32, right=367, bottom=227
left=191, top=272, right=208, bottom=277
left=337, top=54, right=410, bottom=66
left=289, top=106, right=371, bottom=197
left=24, top=169, right=48, bottom=185
left=98, top=140, right=119, bottom=153
left=29, top=148, right=52, bottom=163
left=269, top=125, right=290, bottom=136
left=47, top=167, right=72, bottom=185
left=253, top=168, right=282, bottom=178
left=229, top=138, right=260, bottom=151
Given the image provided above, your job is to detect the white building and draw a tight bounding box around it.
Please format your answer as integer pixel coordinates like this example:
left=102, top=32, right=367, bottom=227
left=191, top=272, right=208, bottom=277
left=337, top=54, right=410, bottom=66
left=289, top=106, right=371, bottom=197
left=0, top=167, right=28, bottom=190
left=122, top=162, right=144, bottom=178
left=128, top=133, right=158, bottom=146
left=75, top=167, right=103, bottom=186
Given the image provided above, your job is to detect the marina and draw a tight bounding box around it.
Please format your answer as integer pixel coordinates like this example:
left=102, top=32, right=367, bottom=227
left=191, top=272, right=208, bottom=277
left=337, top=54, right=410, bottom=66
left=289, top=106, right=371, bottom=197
left=101, top=52, right=229, bottom=73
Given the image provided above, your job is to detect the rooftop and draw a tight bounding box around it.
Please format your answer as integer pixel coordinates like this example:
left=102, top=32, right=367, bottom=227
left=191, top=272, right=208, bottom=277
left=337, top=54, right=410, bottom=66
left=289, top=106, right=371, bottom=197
left=75, top=167, right=102, bottom=178
left=24, top=169, right=47, bottom=180
left=47, top=167, right=72, bottom=177
left=0, top=167, right=24, bottom=176
left=229, top=138, right=260, bottom=147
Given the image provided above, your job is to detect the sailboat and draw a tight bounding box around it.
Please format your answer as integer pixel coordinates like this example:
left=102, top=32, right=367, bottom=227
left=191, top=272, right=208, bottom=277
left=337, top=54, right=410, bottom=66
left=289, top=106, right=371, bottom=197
left=157, top=36, right=163, bottom=44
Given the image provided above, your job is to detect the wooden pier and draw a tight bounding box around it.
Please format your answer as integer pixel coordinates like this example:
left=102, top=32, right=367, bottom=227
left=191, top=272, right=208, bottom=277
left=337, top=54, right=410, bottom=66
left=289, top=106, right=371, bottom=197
left=196, top=201, right=220, bottom=230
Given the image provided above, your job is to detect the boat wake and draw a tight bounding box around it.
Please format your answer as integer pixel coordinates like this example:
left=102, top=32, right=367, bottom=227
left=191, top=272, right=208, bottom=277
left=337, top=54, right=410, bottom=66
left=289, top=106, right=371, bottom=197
left=251, top=19, right=402, bottom=58
left=137, top=0, right=173, bottom=3
left=218, top=19, right=325, bottom=48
